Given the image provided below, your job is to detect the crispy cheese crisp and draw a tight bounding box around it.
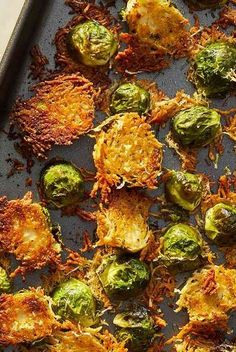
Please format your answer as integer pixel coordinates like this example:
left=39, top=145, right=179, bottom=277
left=125, top=0, right=189, bottom=53
left=45, top=330, right=106, bottom=352
left=92, top=113, right=163, bottom=202
left=96, top=189, right=153, bottom=252
left=177, top=265, right=236, bottom=322
left=0, top=192, right=61, bottom=274
left=10, top=73, right=95, bottom=158
left=0, top=288, right=58, bottom=345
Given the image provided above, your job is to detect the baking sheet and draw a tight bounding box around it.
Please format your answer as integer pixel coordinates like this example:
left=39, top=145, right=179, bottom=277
left=0, top=0, right=236, bottom=350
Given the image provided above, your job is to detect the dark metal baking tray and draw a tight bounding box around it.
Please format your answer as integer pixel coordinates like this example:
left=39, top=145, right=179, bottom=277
left=0, top=0, right=236, bottom=351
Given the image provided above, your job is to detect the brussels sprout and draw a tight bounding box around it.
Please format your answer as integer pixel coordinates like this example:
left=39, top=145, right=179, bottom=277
left=68, top=20, right=118, bottom=67
left=52, top=278, right=96, bottom=327
left=41, top=161, right=84, bottom=208
left=114, top=307, right=156, bottom=352
left=194, top=42, right=236, bottom=97
left=161, top=224, right=204, bottom=270
left=110, top=83, right=150, bottom=115
left=205, top=203, right=236, bottom=244
left=0, top=266, right=11, bottom=293
left=186, top=0, right=227, bottom=10
left=172, top=106, right=221, bottom=147
left=165, top=171, right=203, bottom=211
left=97, top=256, right=150, bottom=300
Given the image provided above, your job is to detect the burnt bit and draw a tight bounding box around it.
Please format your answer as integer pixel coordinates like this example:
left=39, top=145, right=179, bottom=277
left=29, top=45, right=49, bottom=80
left=6, top=158, right=25, bottom=178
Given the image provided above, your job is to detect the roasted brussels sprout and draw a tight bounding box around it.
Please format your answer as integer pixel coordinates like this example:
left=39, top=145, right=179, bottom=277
left=68, top=20, right=118, bottom=67
left=161, top=224, right=204, bottom=270
left=52, top=278, right=96, bottom=327
left=41, top=161, right=84, bottom=208
left=114, top=307, right=156, bottom=352
left=0, top=266, right=10, bottom=293
left=172, top=106, right=221, bottom=147
left=205, top=203, right=236, bottom=243
left=97, top=256, right=150, bottom=300
left=186, top=0, right=227, bottom=9
left=193, top=42, right=236, bottom=97
left=165, top=171, right=203, bottom=211
left=110, top=83, right=150, bottom=115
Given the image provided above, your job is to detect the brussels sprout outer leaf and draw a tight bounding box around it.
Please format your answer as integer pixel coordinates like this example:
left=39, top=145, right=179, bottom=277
left=0, top=267, right=11, bottom=293
left=194, top=42, right=236, bottom=97
left=161, top=224, right=204, bottom=270
left=110, top=83, right=150, bottom=115
left=114, top=309, right=156, bottom=352
left=68, top=21, right=118, bottom=67
left=98, top=256, right=150, bottom=300
left=165, top=171, right=203, bottom=211
left=41, top=162, right=84, bottom=208
left=172, top=106, right=221, bottom=147
left=205, top=203, right=236, bottom=243
left=52, top=278, right=96, bottom=327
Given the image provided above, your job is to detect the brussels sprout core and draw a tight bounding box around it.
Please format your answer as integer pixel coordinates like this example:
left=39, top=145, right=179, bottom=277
left=194, top=42, right=236, bottom=97
left=172, top=106, right=221, bottom=147
left=186, top=0, right=227, bottom=9
left=110, top=83, right=150, bottom=115
left=97, top=256, right=150, bottom=300
left=114, top=308, right=156, bottom=352
left=0, top=267, right=10, bottom=293
left=162, top=224, right=203, bottom=269
left=52, top=278, right=96, bottom=327
left=165, top=171, right=203, bottom=211
left=205, top=203, right=236, bottom=243
left=68, top=20, right=118, bottom=67
left=41, top=161, right=84, bottom=208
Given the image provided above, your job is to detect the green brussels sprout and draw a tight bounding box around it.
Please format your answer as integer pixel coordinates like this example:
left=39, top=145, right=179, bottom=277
left=165, top=171, right=203, bottom=211
left=161, top=224, right=204, bottom=270
left=0, top=266, right=11, bottom=293
left=41, top=161, right=84, bottom=208
left=205, top=203, right=236, bottom=244
left=194, top=42, right=236, bottom=97
left=172, top=106, right=221, bottom=147
left=51, top=278, right=96, bottom=327
left=186, top=0, right=227, bottom=10
left=97, top=256, right=150, bottom=300
left=114, top=307, right=156, bottom=352
left=110, top=83, right=150, bottom=115
left=68, top=20, right=118, bottom=67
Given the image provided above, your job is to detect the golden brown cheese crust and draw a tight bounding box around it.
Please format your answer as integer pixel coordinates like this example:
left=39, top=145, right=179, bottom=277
left=0, top=192, right=61, bottom=274
left=177, top=265, right=236, bottom=322
left=10, top=74, right=95, bottom=158
left=45, top=330, right=107, bottom=352
left=0, top=288, right=58, bottom=345
left=125, top=0, right=189, bottom=53
left=91, top=113, right=163, bottom=202
left=96, top=189, right=153, bottom=252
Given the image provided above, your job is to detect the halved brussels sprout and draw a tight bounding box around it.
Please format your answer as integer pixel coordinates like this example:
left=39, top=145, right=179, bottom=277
left=114, top=307, right=156, bottom=352
left=186, top=0, right=227, bottom=9
left=97, top=255, right=150, bottom=300
left=110, top=83, right=150, bottom=115
left=172, top=106, right=221, bottom=147
left=161, top=223, right=204, bottom=270
left=68, top=20, right=118, bottom=67
left=51, top=278, right=96, bottom=327
left=193, top=42, right=236, bottom=97
left=0, top=266, right=11, bottom=293
left=205, top=203, right=236, bottom=243
left=165, top=171, right=203, bottom=211
left=41, top=161, right=84, bottom=208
